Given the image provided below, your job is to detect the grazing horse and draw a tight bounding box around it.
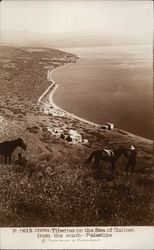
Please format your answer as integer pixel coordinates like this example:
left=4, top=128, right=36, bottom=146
left=85, top=146, right=129, bottom=171
left=0, top=137, right=27, bottom=165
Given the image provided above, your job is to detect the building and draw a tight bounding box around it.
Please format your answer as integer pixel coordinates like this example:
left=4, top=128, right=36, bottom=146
left=68, top=129, right=82, bottom=143
left=106, top=123, right=114, bottom=130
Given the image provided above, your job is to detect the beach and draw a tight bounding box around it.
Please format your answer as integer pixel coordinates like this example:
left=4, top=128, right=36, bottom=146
left=38, top=63, right=101, bottom=128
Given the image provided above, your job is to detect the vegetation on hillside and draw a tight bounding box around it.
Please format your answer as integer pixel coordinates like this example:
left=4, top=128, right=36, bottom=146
left=0, top=46, right=153, bottom=227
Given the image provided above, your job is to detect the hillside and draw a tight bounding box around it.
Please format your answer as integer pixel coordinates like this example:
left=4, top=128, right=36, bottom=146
left=0, top=46, right=153, bottom=227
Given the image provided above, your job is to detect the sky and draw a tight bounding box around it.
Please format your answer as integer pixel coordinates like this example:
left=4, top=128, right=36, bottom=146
left=0, top=0, right=153, bottom=38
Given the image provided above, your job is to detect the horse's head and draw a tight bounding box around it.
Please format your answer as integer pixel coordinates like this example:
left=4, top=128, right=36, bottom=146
left=17, top=137, right=27, bottom=150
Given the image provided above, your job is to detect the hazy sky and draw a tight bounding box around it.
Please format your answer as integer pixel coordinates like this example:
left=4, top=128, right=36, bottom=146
left=0, top=0, right=153, bottom=38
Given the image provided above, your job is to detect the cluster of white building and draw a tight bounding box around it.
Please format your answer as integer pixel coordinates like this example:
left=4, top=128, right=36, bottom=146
left=102, top=122, right=114, bottom=130
left=43, top=105, right=65, bottom=117
left=47, top=126, right=88, bottom=145
left=41, top=56, right=77, bottom=68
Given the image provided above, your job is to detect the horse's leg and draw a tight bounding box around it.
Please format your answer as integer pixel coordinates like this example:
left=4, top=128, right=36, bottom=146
left=94, top=159, right=100, bottom=169
left=94, top=160, right=101, bottom=179
left=125, top=163, right=129, bottom=173
left=94, top=160, right=97, bottom=168
left=5, top=155, right=7, bottom=165
left=93, top=156, right=97, bottom=168
left=9, top=155, right=11, bottom=165
left=131, top=163, right=135, bottom=175
left=96, top=159, right=100, bottom=169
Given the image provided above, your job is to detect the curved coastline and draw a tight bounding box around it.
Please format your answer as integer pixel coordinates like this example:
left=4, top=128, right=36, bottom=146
left=48, top=63, right=101, bottom=128
left=38, top=62, right=152, bottom=143
left=38, top=63, right=71, bottom=106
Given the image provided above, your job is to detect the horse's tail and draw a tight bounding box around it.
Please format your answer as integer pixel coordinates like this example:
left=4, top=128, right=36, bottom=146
left=84, top=152, right=94, bottom=164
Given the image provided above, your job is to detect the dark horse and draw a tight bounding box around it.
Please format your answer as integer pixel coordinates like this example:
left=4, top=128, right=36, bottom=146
left=0, top=137, right=27, bottom=165
left=85, top=146, right=129, bottom=171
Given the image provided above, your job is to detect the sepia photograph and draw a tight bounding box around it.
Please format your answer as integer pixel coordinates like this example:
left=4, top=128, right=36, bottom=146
left=0, top=0, right=153, bottom=249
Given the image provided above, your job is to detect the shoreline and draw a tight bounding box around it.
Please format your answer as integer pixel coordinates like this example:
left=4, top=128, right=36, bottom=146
left=38, top=62, right=152, bottom=143
left=38, top=62, right=101, bottom=128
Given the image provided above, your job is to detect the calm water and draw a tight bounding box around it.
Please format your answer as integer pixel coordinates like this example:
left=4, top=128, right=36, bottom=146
left=52, top=45, right=153, bottom=139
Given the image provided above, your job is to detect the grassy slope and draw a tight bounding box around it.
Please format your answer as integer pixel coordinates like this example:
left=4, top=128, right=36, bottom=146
left=0, top=46, right=153, bottom=227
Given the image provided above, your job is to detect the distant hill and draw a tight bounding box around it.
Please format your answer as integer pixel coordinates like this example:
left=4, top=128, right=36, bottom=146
left=0, top=29, right=151, bottom=48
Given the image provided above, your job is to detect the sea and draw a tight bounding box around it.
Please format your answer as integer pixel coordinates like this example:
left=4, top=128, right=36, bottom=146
left=52, top=45, right=153, bottom=140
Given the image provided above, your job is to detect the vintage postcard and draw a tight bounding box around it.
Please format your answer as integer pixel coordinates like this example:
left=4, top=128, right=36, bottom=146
left=0, top=0, right=153, bottom=249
